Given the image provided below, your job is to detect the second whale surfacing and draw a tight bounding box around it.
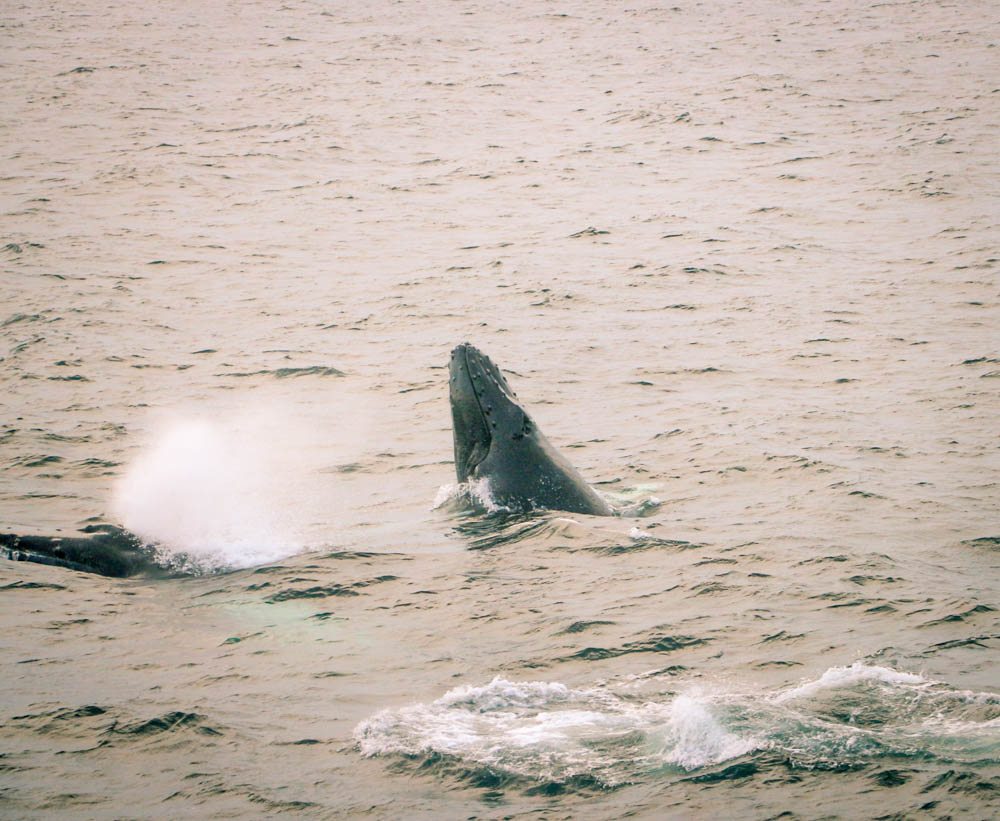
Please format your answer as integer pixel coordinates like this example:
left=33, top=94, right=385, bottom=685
left=1, top=525, right=167, bottom=578
left=449, top=343, right=614, bottom=516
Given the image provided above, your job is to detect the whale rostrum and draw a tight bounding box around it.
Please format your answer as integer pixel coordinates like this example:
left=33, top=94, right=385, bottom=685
left=449, top=343, right=613, bottom=516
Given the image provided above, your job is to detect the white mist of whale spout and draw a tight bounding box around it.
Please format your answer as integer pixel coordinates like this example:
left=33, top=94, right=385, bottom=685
left=112, top=410, right=317, bottom=571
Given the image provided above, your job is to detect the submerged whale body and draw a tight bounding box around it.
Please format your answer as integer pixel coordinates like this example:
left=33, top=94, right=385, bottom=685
left=449, top=343, right=614, bottom=516
left=1, top=525, right=164, bottom=578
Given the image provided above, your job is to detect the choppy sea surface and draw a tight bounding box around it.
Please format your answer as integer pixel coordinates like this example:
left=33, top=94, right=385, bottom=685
left=2, top=1, right=997, bottom=818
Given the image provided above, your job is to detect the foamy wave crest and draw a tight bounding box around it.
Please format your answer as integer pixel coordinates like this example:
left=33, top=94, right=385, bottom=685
left=758, top=662, right=1000, bottom=766
left=355, top=677, right=758, bottom=786
left=773, top=661, right=930, bottom=703
left=355, top=666, right=1000, bottom=786
left=112, top=412, right=319, bottom=571
left=434, top=677, right=576, bottom=712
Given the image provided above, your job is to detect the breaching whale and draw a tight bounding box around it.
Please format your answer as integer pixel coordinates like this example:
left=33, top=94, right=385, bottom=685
left=449, top=343, right=614, bottom=516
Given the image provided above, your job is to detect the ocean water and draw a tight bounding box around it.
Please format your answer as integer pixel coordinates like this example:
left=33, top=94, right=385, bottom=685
left=1, top=0, right=997, bottom=818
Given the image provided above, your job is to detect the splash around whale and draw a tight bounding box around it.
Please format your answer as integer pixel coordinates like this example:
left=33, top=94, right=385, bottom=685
left=449, top=343, right=614, bottom=517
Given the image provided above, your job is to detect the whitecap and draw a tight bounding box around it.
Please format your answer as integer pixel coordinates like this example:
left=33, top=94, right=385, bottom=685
left=773, top=661, right=930, bottom=704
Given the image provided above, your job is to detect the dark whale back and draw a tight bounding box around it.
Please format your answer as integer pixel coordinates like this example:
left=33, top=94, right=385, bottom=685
left=2, top=527, right=163, bottom=578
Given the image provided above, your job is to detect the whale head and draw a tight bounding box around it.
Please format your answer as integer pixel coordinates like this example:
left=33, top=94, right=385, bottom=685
left=449, top=342, right=534, bottom=483
left=447, top=343, right=613, bottom=516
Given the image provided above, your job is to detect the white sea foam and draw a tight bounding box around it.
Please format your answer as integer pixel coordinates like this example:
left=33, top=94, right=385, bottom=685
left=651, top=693, right=760, bottom=769
left=435, top=677, right=575, bottom=712
left=355, top=665, right=1000, bottom=783
left=354, top=677, right=758, bottom=783
left=431, top=483, right=459, bottom=510
left=773, top=661, right=930, bottom=704
left=466, top=477, right=505, bottom=512
left=432, top=477, right=508, bottom=514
